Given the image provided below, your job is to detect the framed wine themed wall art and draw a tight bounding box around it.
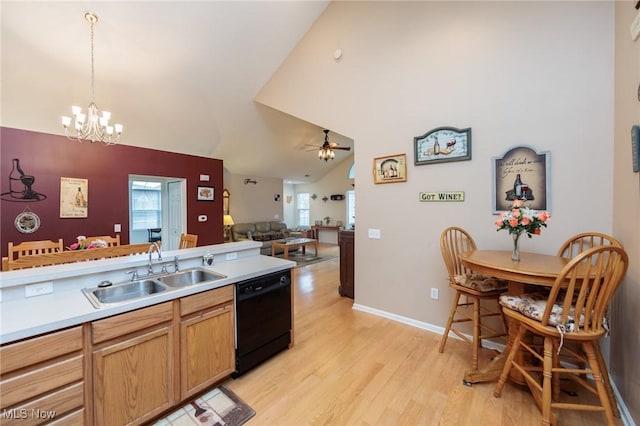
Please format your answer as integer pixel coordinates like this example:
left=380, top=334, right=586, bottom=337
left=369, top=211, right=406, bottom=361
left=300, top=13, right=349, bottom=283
left=60, top=177, right=88, bottom=218
left=373, top=153, right=407, bottom=184
left=414, top=127, right=471, bottom=165
left=492, top=146, right=550, bottom=214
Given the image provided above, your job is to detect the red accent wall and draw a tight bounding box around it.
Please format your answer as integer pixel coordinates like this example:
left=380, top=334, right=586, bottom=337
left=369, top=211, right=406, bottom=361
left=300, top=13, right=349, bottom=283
left=0, top=127, right=224, bottom=257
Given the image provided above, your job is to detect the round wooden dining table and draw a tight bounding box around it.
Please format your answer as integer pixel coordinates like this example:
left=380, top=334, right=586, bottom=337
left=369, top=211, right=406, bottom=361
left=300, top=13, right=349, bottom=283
left=457, top=249, right=571, bottom=384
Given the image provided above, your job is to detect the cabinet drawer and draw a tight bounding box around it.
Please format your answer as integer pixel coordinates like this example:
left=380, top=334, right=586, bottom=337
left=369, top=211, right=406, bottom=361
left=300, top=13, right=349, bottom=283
left=92, top=302, right=173, bottom=344
left=0, top=355, right=83, bottom=409
left=0, top=326, right=83, bottom=374
left=180, top=285, right=233, bottom=316
left=48, top=409, right=85, bottom=425
left=0, top=382, right=84, bottom=426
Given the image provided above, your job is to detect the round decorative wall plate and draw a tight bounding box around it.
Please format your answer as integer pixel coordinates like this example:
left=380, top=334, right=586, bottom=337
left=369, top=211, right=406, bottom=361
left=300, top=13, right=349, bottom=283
left=15, top=211, right=41, bottom=234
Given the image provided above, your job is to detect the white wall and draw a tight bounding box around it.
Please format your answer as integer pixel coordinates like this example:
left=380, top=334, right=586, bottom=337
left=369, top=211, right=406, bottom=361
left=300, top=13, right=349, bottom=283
left=222, top=171, right=284, bottom=225
left=258, top=0, right=614, bottom=322
left=611, top=2, right=640, bottom=421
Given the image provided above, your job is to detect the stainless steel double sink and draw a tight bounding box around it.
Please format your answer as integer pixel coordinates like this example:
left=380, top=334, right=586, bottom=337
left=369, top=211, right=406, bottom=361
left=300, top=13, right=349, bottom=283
left=82, top=268, right=227, bottom=308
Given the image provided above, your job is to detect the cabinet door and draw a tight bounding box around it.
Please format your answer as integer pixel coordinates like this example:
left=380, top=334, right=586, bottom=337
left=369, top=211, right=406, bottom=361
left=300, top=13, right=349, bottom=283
left=180, top=303, right=234, bottom=397
left=93, top=325, right=175, bottom=426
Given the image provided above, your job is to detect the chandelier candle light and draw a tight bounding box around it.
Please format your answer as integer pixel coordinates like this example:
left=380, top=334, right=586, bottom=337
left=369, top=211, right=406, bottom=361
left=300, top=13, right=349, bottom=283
left=62, top=12, right=123, bottom=145
left=495, top=199, right=551, bottom=261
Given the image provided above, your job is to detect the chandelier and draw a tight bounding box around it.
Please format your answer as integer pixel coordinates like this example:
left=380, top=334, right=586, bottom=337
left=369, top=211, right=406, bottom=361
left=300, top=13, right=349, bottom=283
left=62, top=12, right=122, bottom=145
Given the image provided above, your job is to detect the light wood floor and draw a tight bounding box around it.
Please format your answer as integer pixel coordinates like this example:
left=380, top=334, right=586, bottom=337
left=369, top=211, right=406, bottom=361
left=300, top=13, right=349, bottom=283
left=225, top=244, right=622, bottom=426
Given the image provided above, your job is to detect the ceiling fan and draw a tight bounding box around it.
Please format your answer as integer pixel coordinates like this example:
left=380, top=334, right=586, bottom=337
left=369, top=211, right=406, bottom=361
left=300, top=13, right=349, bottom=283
left=306, top=129, right=351, bottom=161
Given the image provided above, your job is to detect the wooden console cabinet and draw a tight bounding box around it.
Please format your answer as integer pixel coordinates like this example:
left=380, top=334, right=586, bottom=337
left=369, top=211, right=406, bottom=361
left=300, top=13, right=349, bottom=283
left=339, top=230, right=354, bottom=298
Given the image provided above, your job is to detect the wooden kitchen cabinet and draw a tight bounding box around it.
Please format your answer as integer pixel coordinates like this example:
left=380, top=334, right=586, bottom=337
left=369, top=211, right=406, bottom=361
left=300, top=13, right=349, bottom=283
left=339, top=230, right=355, bottom=298
left=91, top=302, right=176, bottom=426
left=0, top=325, right=87, bottom=425
left=179, top=285, right=235, bottom=398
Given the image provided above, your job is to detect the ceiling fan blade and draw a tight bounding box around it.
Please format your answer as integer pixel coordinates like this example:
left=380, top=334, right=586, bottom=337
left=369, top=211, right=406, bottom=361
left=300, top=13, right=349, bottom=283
left=333, top=146, right=351, bottom=151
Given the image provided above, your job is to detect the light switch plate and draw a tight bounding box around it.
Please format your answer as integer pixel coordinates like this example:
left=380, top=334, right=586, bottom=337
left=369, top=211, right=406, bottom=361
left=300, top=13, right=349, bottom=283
left=430, top=288, right=439, bottom=300
left=368, top=228, right=381, bottom=239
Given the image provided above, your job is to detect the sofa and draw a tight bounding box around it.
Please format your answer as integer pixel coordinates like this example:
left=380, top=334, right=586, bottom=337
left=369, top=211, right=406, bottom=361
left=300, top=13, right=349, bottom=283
left=231, top=221, right=296, bottom=255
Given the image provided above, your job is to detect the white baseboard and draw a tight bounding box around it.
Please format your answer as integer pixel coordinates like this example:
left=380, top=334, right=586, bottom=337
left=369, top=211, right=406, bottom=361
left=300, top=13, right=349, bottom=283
left=351, top=302, right=634, bottom=425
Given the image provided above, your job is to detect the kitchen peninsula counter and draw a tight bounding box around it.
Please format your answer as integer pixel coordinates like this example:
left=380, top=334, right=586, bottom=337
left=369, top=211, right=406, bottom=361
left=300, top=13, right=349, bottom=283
left=0, top=241, right=294, bottom=344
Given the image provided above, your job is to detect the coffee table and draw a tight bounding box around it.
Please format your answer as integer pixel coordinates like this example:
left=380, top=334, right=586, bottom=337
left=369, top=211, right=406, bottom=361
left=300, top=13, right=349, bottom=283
left=271, top=238, right=318, bottom=259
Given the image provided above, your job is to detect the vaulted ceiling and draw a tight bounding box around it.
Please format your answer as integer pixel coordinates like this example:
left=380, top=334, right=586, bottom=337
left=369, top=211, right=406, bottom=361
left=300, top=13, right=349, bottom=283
left=1, top=1, right=353, bottom=183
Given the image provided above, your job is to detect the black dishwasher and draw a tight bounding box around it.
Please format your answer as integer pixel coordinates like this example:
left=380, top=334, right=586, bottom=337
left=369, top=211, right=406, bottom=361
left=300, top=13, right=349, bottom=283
left=234, top=269, right=292, bottom=377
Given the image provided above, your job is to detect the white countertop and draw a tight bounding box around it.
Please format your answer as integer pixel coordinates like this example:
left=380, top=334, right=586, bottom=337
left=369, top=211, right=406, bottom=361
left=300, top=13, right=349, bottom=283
left=0, top=242, right=295, bottom=345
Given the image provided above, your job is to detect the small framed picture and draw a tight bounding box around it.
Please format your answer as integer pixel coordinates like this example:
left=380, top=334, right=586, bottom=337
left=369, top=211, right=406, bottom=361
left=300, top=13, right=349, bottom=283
left=492, top=145, right=550, bottom=213
left=373, top=153, right=407, bottom=184
left=414, top=127, right=471, bottom=165
left=197, top=186, right=214, bottom=201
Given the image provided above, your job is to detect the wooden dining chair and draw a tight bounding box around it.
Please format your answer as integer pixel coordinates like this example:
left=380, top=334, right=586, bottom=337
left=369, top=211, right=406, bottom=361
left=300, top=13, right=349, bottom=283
left=178, top=233, right=198, bottom=249
left=4, top=239, right=64, bottom=271
left=438, top=227, right=509, bottom=372
left=557, top=232, right=622, bottom=259
left=84, top=235, right=121, bottom=247
left=494, top=246, right=629, bottom=426
left=8, top=239, right=63, bottom=259
left=556, top=232, right=622, bottom=417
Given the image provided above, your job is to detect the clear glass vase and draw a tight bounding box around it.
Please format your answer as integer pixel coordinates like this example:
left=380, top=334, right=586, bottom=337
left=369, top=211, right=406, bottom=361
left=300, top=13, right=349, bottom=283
left=512, top=232, right=522, bottom=261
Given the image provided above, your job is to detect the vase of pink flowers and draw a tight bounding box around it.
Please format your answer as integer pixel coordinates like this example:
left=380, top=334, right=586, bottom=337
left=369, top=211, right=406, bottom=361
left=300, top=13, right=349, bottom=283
left=68, top=235, right=108, bottom=250
left=494, top=199, right=551, bottom=261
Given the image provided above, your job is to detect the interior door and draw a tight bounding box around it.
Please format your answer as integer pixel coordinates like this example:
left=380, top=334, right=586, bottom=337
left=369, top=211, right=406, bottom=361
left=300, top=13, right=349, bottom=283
left=129, top=175, right=185, bottom=247
left=166, top=180, right=185, bottom=250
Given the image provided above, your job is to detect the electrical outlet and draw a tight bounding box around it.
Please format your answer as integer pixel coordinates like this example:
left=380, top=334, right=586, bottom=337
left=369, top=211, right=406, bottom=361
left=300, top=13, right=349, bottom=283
left=430, top=288, right=439, bottom=300
left=226, top=252, right=238, bottom=260
left=368, top=228, right=381, bottom=239
left=25, top=282, right=53, bottom=298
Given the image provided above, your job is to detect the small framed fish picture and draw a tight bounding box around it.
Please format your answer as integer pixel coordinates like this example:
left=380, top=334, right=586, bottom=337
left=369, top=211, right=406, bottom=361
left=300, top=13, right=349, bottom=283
left=414, top=127, right=471, bottom=166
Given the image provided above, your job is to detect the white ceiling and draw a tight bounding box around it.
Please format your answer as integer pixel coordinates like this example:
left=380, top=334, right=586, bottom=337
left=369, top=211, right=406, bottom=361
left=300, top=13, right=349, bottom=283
left=1, top=1, right=354, bottom=183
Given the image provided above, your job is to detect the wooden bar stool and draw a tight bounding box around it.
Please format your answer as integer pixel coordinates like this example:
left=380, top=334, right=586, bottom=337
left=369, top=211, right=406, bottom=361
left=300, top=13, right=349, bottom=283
left=438, top=227, right=508, bottom=372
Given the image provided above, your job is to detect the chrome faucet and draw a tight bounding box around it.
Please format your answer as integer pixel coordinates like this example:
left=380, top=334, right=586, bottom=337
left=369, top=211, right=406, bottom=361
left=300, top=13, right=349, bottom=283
left=147, top=242, right=162, bottom=275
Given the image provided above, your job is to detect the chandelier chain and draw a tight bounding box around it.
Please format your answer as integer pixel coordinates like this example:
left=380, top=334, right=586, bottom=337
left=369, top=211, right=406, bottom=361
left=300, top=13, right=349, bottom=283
left=90, top=15, right=95, bottom=103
